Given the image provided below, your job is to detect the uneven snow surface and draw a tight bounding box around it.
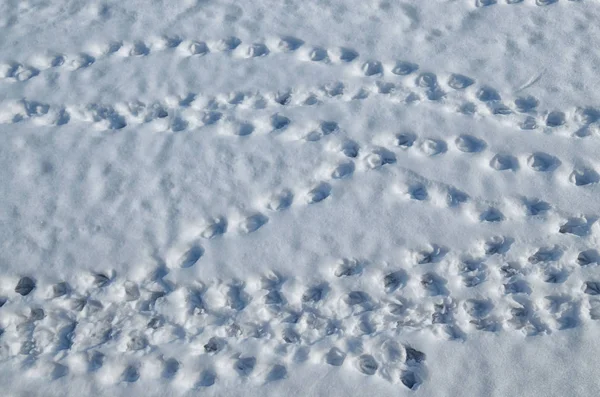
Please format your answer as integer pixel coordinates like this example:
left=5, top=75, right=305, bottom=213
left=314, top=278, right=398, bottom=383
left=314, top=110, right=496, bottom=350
left=1, top=0, right=600, bottom=395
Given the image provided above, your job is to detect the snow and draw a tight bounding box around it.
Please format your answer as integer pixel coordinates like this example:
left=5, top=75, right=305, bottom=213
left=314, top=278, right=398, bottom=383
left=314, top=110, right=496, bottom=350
left=1, top=0, right=600, bottom=395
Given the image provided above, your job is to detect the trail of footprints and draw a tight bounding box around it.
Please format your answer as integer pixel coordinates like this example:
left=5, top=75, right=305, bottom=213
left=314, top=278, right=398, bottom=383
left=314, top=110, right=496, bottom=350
left=3, top=88, right=600, bottom=202
left=152, top=123, right=597, bottom=248
left=2, top=237, right=600, bottom=389
left=476, top=0, right=584, bottom=7
left=3, top=35, right=600, bottom=140
left=2, top=24, right=599, bottom=391
left=4, top=73, right=600, bottom=144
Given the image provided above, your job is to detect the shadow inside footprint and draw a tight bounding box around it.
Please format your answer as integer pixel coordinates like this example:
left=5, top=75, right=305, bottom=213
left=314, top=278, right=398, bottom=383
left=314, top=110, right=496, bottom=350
left=278, top=36, right=304, bottom=52
left=281, top=328, right=301, bottom=344
left=309, top=47, right=328, bottom=62
left=569, top=168, right=600, bottom=186
left=484, top=236, right=513, bottom=255
left=504, top=280, right=532, bottom=295
left=490, top=154, right=519, bottom=171
left=528, top=246, right=563, bottom=263
left=357, top=354, right=378, bottom=375
left=447, top=74, right=475, bottom=90
left=546, top=111, right=565, bottom=127
left=520, top=116, right=538, bottom=130
left=234, top=357, right=256, bottom=377
left=306, top=182, right=331, bottom=204
left=266, top=189, right=294, bottom=211
left=338, top=47, right=359, bottom=62
left=170, top=117, right=188, bottom=132
left=366, top=147, right=397, bottom=168
left=239, top=213, right=269, bottom=234
left=51, top=363, right=69, bottom=380
left=544, top=269, right=569, bottom=284
left=15, top=276, right=36, bottom=296
left=390, top=60, right=418, bottom=75
left=264, top=289, right=285, bottom=305
left=395, top=132, right=416, bottom=148
left=189, top=41, right=209, bottom=55
left=92, top=273, right=112, bottom=288
left=421, top=273, right=449, bottom=296
left=345, top=291, right=371, bottom=306
left=88, top=351, right=105, bottom=372
left=447, top=188, right=469, bottom=207
left=196, top=370, right=216, bottom=387
left=271, top=114, right=291, bottom=130
left=527, top=152, right=561, bottom=172
left=476, top=0, right=498, bottom=7
left=401, top=370, right=422, bottom=390
left=334, top=258, right=362, bottom=277
left=227, top=283, right=248, bottom=311
left=405, top=346, right=426, bottom=364
left=480, top=208, right=504, bottom=223
left=559, top=217, right=596, bottom=237
left=202, top=111, right=222, bottom=125
left=121, top=365, right=140, bottom=383
left=465, top=299, right=494, bottom=318
left=331, top=162, right=355, bottom=179
left=577, top=250, right=600, bottom=266
left=407, top=184, right=428, bottom=201
left=584, top=281, right=600, bottom=296
left=455, top=135, right=486, bottom=153
left=247, top=43, right=269, bottom=57
left=130, top=41, right=150, bottom=56
left=325, top=347, right=346, bottom=366
left=162, top=358, right=180, bottom=379
left=476, top=86, right=501, bottom=102
left=384, top=270, right=408, bottom=293
left=179, top=245, right=204, bottom=268
left=266, top=364, right=287, bottom=382
left=416, top=245, right=448, bottom=264
left=416, top=72, right=438, bottom=89
left=340, top=140, right=360, bottom=158
left=361, top=60, right=383, bottom=76
left=321, top=81, right=345, bottom=97
left=420, top=139, right=447, bottom=156
left=204, top=337, right=225, bottom=354
left=514, top=96, right=539, bottom=113
left=215, top=36, right=241, bottom=51
left=200, top=217, right=228, bottom=239
left=523, top=198, right=551, bottom=215
left=302, top=283, right=329, bottom=303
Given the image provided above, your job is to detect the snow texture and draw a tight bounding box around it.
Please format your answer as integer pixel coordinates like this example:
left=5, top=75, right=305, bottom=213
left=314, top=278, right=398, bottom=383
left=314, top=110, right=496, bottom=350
left=1, top=0, right=600, bottom=396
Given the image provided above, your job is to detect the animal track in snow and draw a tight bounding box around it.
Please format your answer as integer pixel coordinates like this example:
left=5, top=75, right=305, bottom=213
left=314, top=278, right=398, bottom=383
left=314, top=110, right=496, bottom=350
left=266, top=189, right=294, bottom=211
left=1, top=229, right=597, bottom=388
left=238, top=213, right=269, bottom=234
left=420, top=139, right=447, bottom=156
left=4, top=72, right=600, bottom=151
left=149, top=116, right=600, bottom=261
left=527, top=152, right=561, bottom=172
left=476, top=0, right=572, bottom=7
left=490, top=154, right=519, bottom=171
left=2, top=35, right=599, bottom=143
left=1, top=27, right=597, bottom=382
left=306, top=182, right=332, bottom=204
left=569, top=167, right=600, bottom=186
left=178, top=245, right=205, bottom=269
left=200, top=217, right=228, bottom=239
left=454, top=135, right=487, bottom=153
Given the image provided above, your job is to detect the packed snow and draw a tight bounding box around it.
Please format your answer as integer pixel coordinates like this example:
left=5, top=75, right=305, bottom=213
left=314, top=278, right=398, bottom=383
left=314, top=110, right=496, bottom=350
left=1, top=0, right=600, bottom=395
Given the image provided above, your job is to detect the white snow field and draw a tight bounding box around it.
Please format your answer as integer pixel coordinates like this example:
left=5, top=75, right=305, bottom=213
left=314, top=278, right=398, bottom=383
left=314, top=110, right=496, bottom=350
left=1, top=0, right=600, bottom=395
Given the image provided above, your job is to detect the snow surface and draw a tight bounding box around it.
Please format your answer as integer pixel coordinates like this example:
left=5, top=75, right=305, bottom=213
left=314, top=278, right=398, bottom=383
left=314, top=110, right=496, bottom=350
left=1, top=0, right=600, bottom=395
